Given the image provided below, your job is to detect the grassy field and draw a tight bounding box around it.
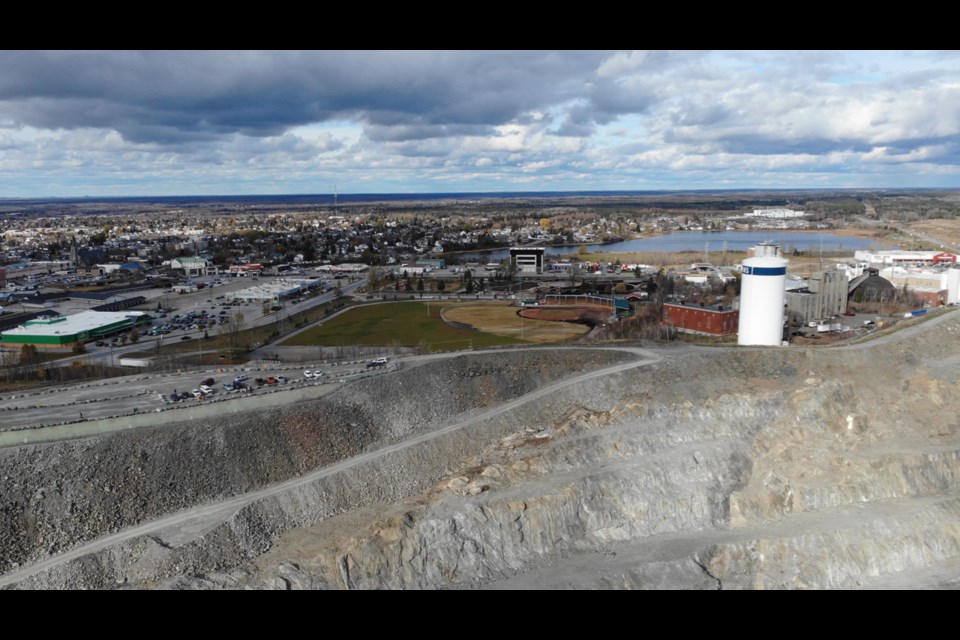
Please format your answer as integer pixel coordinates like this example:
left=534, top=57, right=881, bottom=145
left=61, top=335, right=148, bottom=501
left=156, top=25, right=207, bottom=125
left=443, top=302, right=589, bottom=343
left=280, top=301, right=524, bottom=351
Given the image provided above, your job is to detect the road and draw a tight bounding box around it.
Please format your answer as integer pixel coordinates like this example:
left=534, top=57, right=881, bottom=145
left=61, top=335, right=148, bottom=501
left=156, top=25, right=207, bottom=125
left=0, top=345, right=661, bottom=588
left=2, top=299, right=958, bottom=587
left=0, top=363, right=366, bottom=436
left=855, top=214, right=960, bottom=254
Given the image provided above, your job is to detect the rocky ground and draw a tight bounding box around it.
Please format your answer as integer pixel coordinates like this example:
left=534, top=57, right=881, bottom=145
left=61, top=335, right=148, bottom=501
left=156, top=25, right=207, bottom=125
left=4, top=312, right=960, bottom=589
left=0, top=348, right=632, bottom=582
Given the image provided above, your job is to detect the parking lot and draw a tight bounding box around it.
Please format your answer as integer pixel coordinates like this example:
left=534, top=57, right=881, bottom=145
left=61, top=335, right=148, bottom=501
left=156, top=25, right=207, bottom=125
left=0, top=356, right=393, bottom=432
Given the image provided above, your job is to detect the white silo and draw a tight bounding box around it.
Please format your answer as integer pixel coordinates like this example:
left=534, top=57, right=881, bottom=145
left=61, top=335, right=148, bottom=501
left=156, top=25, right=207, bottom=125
left=738, top=256, right=788, bottom=346
left=948, top=268, right=960, bottom=305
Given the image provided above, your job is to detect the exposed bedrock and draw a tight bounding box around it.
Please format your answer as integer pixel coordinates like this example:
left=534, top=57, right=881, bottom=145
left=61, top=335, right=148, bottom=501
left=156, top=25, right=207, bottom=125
left=0, top=348, right=633, bottom=580
left=6, top=315, right=960, bottom=589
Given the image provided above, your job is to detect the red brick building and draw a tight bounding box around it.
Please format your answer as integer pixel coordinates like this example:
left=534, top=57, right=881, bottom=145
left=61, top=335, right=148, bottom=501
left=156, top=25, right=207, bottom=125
left=661, top=301, right=739, bottom=336
left=910, top=287, right=947, bottom=306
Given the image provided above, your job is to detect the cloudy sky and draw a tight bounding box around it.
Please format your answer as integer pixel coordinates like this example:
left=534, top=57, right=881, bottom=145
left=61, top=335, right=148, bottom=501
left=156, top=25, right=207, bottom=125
left=0, top=50, right=958, bottom=197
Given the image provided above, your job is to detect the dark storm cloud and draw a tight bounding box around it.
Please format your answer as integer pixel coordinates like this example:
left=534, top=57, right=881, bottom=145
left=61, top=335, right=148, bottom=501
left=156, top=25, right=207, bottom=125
left=0, top=51, right=608, bottom=143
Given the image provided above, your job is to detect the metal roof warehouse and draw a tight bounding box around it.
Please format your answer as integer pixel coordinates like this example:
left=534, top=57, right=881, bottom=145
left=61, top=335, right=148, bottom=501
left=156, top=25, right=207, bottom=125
left=0, top=310, right=151, bottom=348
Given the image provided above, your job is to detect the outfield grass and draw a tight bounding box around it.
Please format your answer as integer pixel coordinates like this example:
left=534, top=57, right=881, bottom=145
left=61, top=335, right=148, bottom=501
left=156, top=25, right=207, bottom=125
left=280, top=301, right=524, bottom=351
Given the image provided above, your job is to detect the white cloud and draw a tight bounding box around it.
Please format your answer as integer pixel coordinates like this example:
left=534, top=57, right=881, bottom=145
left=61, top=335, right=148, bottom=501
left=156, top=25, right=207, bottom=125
left=597, top=50, right=652, bottom=78
left=0, top=50, right=959, bottom=195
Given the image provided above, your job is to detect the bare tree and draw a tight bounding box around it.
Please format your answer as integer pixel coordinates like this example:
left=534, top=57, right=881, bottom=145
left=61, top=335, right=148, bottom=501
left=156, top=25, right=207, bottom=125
left=218, top=312, right=247, bottom=358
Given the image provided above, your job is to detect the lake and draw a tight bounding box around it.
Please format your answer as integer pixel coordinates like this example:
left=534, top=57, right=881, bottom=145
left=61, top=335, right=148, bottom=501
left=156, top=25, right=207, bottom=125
left=461, top=231, right=890, bottom=261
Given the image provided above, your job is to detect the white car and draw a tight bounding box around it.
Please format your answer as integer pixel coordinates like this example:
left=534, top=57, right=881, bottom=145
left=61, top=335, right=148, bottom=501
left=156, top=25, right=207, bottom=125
left=199, top=384, right=214, bottom=395
left=234, top=374, right=249, bottom=383
left=303, top=370, right=314, bottom=378
left=192, top=388, right=203, bottom=398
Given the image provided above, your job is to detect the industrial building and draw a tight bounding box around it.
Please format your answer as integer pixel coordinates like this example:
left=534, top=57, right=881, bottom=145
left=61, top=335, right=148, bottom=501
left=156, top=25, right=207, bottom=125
left=3, top=261, right=73, bottom=282
left=854, top=269, right=896, bottom=301
left=416, top=258, right=446, bottom=270
left=170, top=256, right=212, bottom=277
left=226, top=278, right=323, bottom=302
left=315, top=263, right=369, bottom=274
left=0, top=311, right=151, bottom=348
left=738, top=256, right=788, bottom=346
left=749, top=208, right=805, bottom=218
left=784, top=268, right=849, bottom=326
left=661, top=302, right=739, bottom=337
left=910, top=287, right=947, bottom=306
left=878, top=264, right=952, bottom=291
left=746, top=242, right=783, bottom=258
left=228, top=262, right=263, bottom=276
left=510, top=247, right=546, bottom=274
left=392, top=264, right=429, bottom=277
left=854, top=250, right=958, bottom=266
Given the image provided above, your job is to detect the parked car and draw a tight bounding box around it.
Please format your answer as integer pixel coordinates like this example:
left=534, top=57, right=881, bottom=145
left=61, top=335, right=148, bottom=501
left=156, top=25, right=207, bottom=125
left=842, top=311, right=856, bottom=317
left=199, top=384, right=214, bottom=395
left=234, top=374, right=249, bottom=383
left=304, top=370, right=314, bottom=378
left=265, top=376, right=278, bottom=385
left=202, top=377, right=215, bottom=386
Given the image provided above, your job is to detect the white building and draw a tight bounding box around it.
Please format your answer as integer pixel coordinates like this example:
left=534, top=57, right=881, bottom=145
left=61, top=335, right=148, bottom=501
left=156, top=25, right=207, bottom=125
left=854, top=250, right=958, bottom=266
left=170, top=257, right=212, bottom=277
left=749, top=209, right=805, bottom=219
left=879, top=266, right=949, bottom=290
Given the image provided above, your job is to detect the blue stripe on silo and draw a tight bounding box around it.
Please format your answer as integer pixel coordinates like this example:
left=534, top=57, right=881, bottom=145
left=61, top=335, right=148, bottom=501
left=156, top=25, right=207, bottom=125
left=742, top=266, right=786, bottom=276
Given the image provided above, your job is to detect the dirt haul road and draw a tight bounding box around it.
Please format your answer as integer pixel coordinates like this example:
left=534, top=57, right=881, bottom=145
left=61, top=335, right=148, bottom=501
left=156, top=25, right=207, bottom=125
left=0, top=347, right=658, bottom=588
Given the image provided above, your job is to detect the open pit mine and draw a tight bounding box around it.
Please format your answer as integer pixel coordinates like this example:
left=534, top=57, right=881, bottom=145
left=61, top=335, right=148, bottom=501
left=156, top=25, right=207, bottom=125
left=2, top=312, right=960, bottom=589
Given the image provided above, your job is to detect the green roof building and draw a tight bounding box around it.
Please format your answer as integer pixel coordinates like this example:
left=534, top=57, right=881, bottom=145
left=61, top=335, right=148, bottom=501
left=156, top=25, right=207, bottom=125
left=1, top=311, right=151, bottom=348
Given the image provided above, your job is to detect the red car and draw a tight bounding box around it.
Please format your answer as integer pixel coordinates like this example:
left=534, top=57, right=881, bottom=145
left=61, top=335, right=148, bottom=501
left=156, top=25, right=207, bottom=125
left=842, top=311, right=856, bottom=317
